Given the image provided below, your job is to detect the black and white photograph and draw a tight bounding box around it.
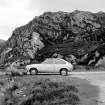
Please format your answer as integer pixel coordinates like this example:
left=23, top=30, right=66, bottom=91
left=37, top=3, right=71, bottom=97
left=0, top=0, right=105, bottom=105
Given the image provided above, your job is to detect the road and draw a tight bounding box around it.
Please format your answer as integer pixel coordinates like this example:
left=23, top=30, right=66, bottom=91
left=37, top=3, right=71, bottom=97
left=71, top=71, right=105, bottom=105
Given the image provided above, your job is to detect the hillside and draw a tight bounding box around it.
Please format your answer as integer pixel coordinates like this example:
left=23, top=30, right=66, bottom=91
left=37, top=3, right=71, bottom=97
left=0, top=39, right=5, bottom=49
left=1, top=10, right=105, bottom=66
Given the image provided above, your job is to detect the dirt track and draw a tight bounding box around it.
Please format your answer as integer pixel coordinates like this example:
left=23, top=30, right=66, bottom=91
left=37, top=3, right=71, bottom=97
left=71, top=72, right=105, bottom=105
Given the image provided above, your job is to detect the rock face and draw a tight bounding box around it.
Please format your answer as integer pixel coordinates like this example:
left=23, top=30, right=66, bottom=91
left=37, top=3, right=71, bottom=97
left=1, top=10, right=105, bottom=66
left=26, top=32, right=44, bottom=59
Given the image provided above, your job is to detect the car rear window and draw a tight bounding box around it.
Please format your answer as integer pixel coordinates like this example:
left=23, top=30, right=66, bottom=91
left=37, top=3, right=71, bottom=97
left=54, top=59, right=66, bottom=64
left=42, top=59, right=53, bottom=64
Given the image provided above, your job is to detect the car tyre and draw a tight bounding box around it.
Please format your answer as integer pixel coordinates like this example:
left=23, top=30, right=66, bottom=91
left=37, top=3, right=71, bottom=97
left=60, top=68, right=68, bottom=76
left=30, top=68, right=38, bottom=75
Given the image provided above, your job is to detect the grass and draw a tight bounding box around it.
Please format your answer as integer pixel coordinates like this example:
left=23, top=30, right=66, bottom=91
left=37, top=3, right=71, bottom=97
left=0, top=75, right=80, bottom=105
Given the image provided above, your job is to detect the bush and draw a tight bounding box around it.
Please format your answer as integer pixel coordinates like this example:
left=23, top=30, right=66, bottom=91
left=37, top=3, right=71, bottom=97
left=5, top=66, right=26, bottom=76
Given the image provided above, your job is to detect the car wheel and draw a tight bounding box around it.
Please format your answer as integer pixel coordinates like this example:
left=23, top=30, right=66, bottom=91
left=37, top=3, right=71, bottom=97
left=60, top=68, right=68, bottom=76
left=30, top=68, right=38, bottom=75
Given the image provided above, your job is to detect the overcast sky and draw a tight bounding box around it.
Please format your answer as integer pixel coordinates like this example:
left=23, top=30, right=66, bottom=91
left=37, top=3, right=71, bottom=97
left=0, top=0, right=105, bottom=40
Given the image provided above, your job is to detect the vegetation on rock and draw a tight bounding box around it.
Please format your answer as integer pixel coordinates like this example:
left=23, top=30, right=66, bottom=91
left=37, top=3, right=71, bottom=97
left=1, top=10, right=105, bottom=66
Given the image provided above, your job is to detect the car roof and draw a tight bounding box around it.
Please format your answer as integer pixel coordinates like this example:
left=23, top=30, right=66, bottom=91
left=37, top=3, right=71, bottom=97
left=46, top=58, right=62, bottom=60
left=46, top=58, right=66, bottom=61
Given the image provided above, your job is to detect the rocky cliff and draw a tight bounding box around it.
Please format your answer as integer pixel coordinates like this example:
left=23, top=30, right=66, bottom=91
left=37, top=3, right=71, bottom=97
left=1, top=10, right=105, bottom=66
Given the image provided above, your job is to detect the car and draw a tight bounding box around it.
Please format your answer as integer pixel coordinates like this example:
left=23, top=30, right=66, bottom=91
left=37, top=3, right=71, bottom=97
left=26, top=58, right=73, bottom=76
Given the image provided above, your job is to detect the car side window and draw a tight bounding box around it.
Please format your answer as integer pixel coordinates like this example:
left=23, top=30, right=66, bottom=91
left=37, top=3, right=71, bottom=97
left=54, top=59, right=66, bottom=64
left=42, top=59, right=53, bottom=64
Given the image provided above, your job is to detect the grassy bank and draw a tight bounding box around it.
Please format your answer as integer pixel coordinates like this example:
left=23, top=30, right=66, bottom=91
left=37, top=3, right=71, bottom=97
left=0, top=74, right=99, bottom=105
left=0, top=75, right=80, bottom=105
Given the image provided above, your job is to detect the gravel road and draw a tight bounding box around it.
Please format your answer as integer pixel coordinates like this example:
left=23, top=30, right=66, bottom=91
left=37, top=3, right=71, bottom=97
left=71, top=71, right=105, bottom=105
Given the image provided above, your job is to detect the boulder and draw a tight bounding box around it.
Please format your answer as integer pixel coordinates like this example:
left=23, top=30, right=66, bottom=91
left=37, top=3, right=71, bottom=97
left=95, top=57, right=105, bottom=67
left=65, top=55, right=77, bottom=64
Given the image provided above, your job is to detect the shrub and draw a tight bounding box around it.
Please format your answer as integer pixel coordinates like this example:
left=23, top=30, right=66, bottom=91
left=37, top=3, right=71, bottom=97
left=5, top=66, right=26, bottom=76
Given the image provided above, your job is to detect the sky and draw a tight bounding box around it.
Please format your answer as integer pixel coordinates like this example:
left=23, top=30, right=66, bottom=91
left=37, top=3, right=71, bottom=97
left=0, top=0, right=105, bottom=40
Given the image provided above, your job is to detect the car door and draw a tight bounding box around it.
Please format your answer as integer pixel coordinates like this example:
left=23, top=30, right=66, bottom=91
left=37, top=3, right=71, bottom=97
left=54, top=59, right=66, bottom=72
left=40, top=59, right=54, bottom=73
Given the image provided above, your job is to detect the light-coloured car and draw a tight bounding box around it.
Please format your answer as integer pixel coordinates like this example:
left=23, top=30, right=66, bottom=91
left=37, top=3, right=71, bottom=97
left=26, top=58, right=73, bottom=76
